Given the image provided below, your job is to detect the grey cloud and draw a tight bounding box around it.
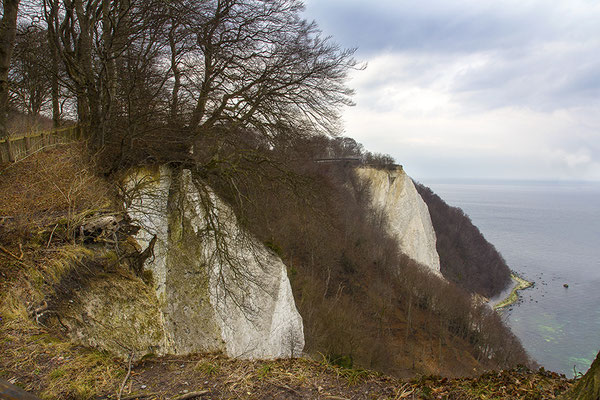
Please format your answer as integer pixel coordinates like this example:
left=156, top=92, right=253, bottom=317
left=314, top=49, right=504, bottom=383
left=304, top=0, right=560, bottom=55
left=451, top=47, right=600, bottom=111
left=305, top=0, right=600, bottom=111
left=304, top=0, right=600, bottom=179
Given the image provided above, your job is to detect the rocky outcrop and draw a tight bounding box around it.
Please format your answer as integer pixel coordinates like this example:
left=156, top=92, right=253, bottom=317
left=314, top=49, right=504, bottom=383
left=355, top=166, right=441, bottom=276
left=125, top=165, right=304, bottom=359
left=56, top=269, right=167, bottom=360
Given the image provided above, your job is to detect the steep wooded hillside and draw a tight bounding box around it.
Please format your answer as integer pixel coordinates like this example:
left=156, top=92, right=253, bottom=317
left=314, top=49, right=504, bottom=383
left=415, top=183, right=512, bottom=298
left=199, top=131, right=531, bottom=376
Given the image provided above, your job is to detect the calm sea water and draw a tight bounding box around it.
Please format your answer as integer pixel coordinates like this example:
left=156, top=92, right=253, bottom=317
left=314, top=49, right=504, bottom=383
left=423, top=180, right=600, bottom=377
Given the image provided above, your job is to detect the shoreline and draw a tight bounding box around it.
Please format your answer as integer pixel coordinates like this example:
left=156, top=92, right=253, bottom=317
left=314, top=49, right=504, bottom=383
left=493, top=273, right=534, bottom=310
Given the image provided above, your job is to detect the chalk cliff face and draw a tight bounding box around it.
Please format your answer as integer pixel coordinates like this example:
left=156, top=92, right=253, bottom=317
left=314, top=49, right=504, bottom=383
left=356, top=166, right=441, bottom=276
left=123, top=165, right=304, bottom=359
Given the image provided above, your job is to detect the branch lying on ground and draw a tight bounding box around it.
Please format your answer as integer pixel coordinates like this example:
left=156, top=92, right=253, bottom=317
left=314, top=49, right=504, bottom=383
left=118, top=351, right=135, bottom=400
left=170, top=391, right=210, bottom=400
left=0, top=245, right=23, bottom=261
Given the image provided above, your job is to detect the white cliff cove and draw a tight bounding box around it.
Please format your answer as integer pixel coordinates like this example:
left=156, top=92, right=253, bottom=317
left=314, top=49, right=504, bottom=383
left=356, top=166, right=442, bottom=276
left=126, top=165, right=304, bottom=359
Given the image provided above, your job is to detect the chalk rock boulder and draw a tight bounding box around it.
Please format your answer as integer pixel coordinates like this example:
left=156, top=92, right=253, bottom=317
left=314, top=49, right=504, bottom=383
left=126, top=165, right=304, bottom=359
left=356, top=166, right=441, bottom=276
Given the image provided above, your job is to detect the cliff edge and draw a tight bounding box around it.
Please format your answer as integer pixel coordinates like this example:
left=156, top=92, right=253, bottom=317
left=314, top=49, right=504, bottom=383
left=125, top=165, right=305, bottom=359
left=355, top=166, right=441, bottom=276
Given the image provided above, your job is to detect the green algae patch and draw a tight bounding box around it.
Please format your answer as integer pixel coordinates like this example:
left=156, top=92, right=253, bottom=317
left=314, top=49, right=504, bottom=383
left=494, top=273, right=533, bottom=310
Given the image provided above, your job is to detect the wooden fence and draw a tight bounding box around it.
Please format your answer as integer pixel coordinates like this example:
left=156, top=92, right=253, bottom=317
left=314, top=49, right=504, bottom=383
left=0, top=125, right=85, bottom=164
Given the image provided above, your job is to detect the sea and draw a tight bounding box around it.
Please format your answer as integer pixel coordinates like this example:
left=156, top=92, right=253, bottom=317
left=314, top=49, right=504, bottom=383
left=422, top=180, right=600, bottom=378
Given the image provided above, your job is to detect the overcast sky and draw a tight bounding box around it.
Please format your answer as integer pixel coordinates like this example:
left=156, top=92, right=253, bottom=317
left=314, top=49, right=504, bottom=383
left=303, top=0, right=600, bottom=181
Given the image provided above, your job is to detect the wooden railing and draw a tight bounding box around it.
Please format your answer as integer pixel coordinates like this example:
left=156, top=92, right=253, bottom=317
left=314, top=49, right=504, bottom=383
left=0, top=125, right=85, bottom=164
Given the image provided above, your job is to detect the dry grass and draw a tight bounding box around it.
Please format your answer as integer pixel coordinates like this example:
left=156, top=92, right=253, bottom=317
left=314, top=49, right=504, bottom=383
left=409, top=367, right=572, bottom=400
left=0, top=143, right=124, bottom=399
left=1, top=345, right=572, bottom=400
left=0, top=313, right=123, bottom=400
left=0, top=239, right=118, bottom=400
left=0, top=142, right=115, bottom=242
left=0, top=142, right=116, bottom=304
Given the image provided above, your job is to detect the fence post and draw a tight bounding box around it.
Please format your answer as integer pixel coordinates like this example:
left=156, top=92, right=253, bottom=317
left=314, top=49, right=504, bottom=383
left=7, top=139, right=15, bottom=162
left=25, top=135, right=31, bottom=152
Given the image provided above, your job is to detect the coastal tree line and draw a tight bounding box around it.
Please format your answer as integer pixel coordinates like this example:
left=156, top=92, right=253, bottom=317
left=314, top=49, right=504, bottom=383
left=415, top=183, right=513, bottom=298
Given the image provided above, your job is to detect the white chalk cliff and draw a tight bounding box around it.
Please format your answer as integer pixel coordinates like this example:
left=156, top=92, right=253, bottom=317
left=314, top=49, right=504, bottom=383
left=125, top=165, right=304, bottom=359
left=356, top=166, right=441, bottom=276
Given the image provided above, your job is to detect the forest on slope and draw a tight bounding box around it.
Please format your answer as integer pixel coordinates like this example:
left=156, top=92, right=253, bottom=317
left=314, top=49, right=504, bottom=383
left=415, top=183, right=513, bottom=298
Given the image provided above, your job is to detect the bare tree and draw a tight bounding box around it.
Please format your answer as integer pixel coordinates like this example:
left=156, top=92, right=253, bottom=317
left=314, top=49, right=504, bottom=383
left=9, top=24, right=52, bottom=117
left=43, top=0, right=141, bottom=148
left=0, top=0, right=21, bottom=137
left=174, top=0, right=357, bottom=146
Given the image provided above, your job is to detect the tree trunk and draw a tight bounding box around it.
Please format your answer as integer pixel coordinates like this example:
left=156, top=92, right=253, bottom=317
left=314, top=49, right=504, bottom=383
left=0, top=378, right=41, bottom=400
left=73, top=0, right=103, bottom=149
left=77, top=92, right=89, bottom=124
left=562, top=351, right=600, bottom=400
left=102, top=0, right=116, bottom=125
left=0, top=0, right=20, bottom=138
left=44, top=0, right=61, bottom=128
left=168, top=22, right=181, bottom=126
left=49, top=35, right=60, bottom=128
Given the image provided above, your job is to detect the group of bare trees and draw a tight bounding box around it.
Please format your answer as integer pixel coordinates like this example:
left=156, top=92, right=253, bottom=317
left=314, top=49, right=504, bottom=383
left=1, top=0, right=357, bottom=171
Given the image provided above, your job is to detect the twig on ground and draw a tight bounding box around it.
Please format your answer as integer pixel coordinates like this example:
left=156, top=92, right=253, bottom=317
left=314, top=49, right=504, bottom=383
left=29, top=301, right=49, bottom=323
left=120, top=393, right=159, bottom=400
left=118, top=351, right=135, bottom=400
left=270, top=382, right=301, bottom=395
left=0, top=245, right=30, bottom=268
left=170, top=391, right=210, bottom=400
left=0, top=245, right=23, bottom=261
left=47, top=224, right=59, bottom=248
